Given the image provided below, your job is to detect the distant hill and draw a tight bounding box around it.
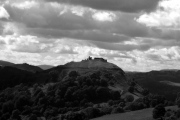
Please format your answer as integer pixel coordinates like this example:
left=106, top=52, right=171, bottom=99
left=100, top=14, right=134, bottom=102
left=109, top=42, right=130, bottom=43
left=12, top=63, right=43, bottom=73
left=0, top=66, right=34, bottom=89
left=126, top=70, right=180, bottom=101
left=0, top=60, right=15, bottom=66
left=38, top=65, right=54, bottom=70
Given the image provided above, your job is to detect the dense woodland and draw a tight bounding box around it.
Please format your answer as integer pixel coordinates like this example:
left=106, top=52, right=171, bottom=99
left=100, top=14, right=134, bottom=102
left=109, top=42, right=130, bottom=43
left=0, top=60, right=180, bottom=120
left=0, top=69, right=176, bottom=120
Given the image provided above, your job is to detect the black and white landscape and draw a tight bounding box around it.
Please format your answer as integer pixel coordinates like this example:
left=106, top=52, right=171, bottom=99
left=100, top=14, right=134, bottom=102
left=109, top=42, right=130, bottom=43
left=0, top=0, right=180, bottom=120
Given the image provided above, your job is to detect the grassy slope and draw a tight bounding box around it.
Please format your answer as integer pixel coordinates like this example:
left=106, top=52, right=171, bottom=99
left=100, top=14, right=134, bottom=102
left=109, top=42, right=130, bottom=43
left=92, top=106, right=178, bottom=120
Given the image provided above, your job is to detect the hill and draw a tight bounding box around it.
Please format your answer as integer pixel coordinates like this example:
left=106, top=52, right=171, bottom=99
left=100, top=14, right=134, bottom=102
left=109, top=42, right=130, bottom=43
left=0, top=66, right=34, bottom=89
left=126, top=70, right=180, bottom=101
left=0, top=60, right=15, bottom=66
left=65, top=58, right=119, bottom=69
left=12, top=63, right=43, bottom=72
left=38, top=65, right=54, bottom=70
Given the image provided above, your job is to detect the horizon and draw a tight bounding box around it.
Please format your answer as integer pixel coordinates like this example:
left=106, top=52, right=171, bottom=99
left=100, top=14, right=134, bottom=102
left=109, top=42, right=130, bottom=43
left=0, top=0, right=180, bottom=72
left=1, top=57, right=179, bottom=72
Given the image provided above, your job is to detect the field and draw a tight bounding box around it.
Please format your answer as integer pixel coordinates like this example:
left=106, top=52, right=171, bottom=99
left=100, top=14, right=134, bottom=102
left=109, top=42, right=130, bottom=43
left=92, top=106, right=178, bottom=120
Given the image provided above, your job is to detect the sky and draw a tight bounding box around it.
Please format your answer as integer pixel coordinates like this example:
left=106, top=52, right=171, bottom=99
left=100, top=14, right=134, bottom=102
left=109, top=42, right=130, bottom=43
left=0, top=0, right=180, bottom=72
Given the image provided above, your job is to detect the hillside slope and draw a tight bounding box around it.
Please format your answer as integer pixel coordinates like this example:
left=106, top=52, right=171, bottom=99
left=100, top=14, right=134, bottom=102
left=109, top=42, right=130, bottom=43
left=126, top=70, right=180, bottom=100
left=0, top=60, right=15, bottom=66
left=12, top=63, right=43, bottom=72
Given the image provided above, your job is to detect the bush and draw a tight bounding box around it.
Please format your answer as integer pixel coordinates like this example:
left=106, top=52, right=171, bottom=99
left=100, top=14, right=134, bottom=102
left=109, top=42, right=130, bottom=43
left=100, top=107, right=113, bottom=115
left=152, top=104, right=166, bottom=119
left=111, top=107, right=124, bottom=114
left=65, top=111, right=86, bottom=120
left=82, top=107, right=101, bottom=119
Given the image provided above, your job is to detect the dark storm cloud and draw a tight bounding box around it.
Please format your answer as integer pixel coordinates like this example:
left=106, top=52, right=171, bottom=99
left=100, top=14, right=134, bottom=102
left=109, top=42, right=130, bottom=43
left=46, top=0, right=161, bottom=13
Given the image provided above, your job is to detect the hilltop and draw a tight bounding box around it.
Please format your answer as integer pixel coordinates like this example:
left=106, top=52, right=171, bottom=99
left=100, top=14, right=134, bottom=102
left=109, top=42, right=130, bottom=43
left=65, top=57, right=119, bottom=69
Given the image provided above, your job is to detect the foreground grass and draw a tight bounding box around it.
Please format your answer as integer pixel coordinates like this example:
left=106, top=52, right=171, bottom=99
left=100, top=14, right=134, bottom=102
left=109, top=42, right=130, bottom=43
left=92, top=106, right=178, bottom=120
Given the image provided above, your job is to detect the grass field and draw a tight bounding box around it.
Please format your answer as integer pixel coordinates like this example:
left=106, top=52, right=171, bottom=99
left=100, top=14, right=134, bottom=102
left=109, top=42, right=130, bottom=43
left=92, top=106, right=178, bottom=120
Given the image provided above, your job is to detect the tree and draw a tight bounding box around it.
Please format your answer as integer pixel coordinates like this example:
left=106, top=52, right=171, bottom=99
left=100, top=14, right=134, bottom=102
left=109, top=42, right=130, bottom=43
left=11, top=109, right=21, bottom=120
left=142, top=89, right=149, bottom=96
left=96, top=87, right=110, bottom=100
left=49, top=70, right=59, bottom=82
left=111, top=91, right=121, bottom=100
left=150, top=99, right=158, bottom=107
left=128, top=86, right=134, bottom=93
left=152, top=104, right=166, bottom=119
left=69, top=71, right=79, bottom=78
left=125, top=95, right=134, bottom=102
left=176, top=109, right=180, bottom=118
left=2, top=100, right=14, bottom=113
left=28, top=114, right=38, bottom=120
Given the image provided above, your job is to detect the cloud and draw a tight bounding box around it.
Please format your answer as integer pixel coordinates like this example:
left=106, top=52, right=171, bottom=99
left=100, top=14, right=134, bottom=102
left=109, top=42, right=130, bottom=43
left=0, top=49, right=42, bottom=65
left=45, top=0, right=161, bottom=13
left=0, top=35, right=54, bottom=53
left=0, top=6, right=9, bottom=19
left=137, top=0, right=180, bottom=29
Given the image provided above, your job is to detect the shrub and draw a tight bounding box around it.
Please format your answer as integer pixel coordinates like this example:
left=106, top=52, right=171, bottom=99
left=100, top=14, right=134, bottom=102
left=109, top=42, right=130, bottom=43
left=111, top=107, right=124, bottom=114
left=82, top=107, right=101, bottom=119
left=65, top=111, right=86, bottom=120
left=100, top=107, right=113, bottom=115
left=152, top=104, right=166, bottom=119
